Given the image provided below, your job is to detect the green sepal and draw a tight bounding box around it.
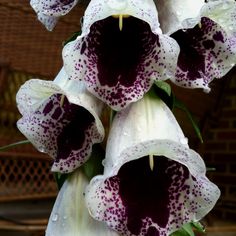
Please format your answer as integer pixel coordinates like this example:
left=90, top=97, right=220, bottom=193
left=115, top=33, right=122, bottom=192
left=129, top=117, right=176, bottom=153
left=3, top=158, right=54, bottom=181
left=191, top=222, right=205, bottom=233
left=171, top=222, right=197, bottom=236
left=63, top=31, right=82, bottom=46
left=54, top=172, right=69, bottom=190
left=151, top=81, right=174, bottom=109
left=155, top=81, right=172, bottom=97
left=81, top=144, right=105, bottom=180
left=173, top=96, right=203, bottom=143
left=0, top=140, right=30, bottom=151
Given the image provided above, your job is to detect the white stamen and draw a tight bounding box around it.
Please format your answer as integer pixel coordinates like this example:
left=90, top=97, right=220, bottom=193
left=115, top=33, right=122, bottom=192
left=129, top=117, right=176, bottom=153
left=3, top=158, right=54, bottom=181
left=60, top=95, right=65, bottom=107
left=149, top=154, right=154, bottom=171
left=119, top=15, right=123, bottom=31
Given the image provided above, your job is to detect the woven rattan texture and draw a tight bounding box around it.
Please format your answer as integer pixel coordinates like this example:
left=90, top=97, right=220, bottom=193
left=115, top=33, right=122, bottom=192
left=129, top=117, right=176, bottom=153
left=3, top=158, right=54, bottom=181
left=0, top=1, right=86, bottom=78
left=0, top=154, right=57, bottom=201
left=0, top=68, right=58, bottom=201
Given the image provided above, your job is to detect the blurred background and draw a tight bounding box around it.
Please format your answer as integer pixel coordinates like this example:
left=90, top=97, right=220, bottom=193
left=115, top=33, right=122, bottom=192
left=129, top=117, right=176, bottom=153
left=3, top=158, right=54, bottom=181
left=0, top=0, right=235, bottom=235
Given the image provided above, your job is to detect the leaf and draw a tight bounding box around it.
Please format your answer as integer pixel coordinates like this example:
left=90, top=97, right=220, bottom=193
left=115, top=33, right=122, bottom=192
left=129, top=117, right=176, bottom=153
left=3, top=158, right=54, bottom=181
left=174, top=97, right=203, bottom=143
left=81, top=144, right=105, bottom=180
left=0, top=140, right=30, bottom=151
left=171, top=223, right=196, bottom=236
left=152, top=82, right=174, bottom=110
left=191, top=222, right=205, bottom=233
left=155, top=81, right=172, bottom=97
left=171, top=228, right=190, bottom=236
left=54, top=172, right=69, bottom=190
left=63, top=31, right=81, bottom=46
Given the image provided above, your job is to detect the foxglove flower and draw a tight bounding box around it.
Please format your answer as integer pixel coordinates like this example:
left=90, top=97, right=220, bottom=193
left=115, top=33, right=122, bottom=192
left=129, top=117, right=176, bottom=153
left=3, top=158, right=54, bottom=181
left=16, top=68, right=104, bottom=173
left=85, top=95, right=220, bottom=236
left=156, top=0, right=236, bottom=91
left=63, top=0, right=180, bottom=110
left=30, top=0, right=79, bottom=30
left=46, top=169, right=119, bottom=236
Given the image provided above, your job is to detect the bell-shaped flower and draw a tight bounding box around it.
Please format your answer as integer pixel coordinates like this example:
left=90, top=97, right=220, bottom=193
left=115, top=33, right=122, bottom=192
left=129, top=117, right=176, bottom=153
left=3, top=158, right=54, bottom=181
left=46, top=169, right=120, bottom=236
left=30, top=0, right=79, bottom=30
left=16, top=68, right=104, bottom=173
left=85, top=94, right=220, bottom=236
left=155, top=0, right=236, bottom=91
left=63, top=0, right=180, bottom=111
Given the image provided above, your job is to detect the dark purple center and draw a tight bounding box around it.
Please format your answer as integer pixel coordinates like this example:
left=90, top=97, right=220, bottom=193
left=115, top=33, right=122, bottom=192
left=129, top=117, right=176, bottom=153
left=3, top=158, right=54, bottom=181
left=55, top=95, right=95, bottom=161
left=171, top=17, right=222, bottom=81
left=117, top=156, right=189, bottom=235
left=86, top=16, right=157, bottom=87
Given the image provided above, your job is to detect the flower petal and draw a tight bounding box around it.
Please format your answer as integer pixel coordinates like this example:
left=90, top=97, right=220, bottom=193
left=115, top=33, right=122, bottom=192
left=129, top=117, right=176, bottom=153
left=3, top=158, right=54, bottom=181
left=30, top=0, right=79, bottom=30
left=46, top=169, right=119, bottom=236
left=17, top=69, right=104, bottom=173
left=63, top=0, right=180, bottom=110
left=155, top=0, right=205, bottom=35
left=80, top=0, right=162, bottom=36
left=171, top=17, right=236, bottom=91
left=85, top=95, right=220, bottom=235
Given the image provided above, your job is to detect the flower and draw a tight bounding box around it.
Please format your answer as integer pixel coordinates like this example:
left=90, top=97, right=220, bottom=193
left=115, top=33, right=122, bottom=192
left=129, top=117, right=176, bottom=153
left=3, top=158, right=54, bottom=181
left=16, top=68, right=104, bottom=173
left=46, top=169, right=120, bottom=236
left=85, top=95, right=220, bottom=236
left=30, top=0, right=79, bottom=30
left=156, top=0, right=236, bottom=91
left=62, top=0, right=180, bottom=110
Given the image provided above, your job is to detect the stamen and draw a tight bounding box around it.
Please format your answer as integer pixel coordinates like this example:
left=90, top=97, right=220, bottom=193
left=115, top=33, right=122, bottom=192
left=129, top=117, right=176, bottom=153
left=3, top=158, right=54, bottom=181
left=112, top=15, right=130, bottom=31
left=149, top=154, right=154, bottom=171
left=60, top=95, right=65, bottom=107
left=119, top=15, right=123, bottom=31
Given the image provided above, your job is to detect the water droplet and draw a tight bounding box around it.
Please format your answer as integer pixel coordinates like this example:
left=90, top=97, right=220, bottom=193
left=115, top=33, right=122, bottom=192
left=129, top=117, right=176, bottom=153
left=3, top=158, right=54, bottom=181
left=63, top=216, right=67, bottom=220
left=180, top=137, right=188, bottom=145
left=51, top=213, right=58, bottom=222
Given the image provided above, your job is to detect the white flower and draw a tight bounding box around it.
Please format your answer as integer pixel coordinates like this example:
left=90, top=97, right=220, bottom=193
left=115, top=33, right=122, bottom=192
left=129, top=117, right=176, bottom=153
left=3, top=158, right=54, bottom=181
left=46, top=169, right=120, bottom=236
left=62, top=0, right=179, bottom=110
left=156, top=0, right=236, bottom=91
left=30, top=0, right=79, bottom=30
left=85, top=94, right=220, bottom=236
left=16, top=68, right=104, bottom=173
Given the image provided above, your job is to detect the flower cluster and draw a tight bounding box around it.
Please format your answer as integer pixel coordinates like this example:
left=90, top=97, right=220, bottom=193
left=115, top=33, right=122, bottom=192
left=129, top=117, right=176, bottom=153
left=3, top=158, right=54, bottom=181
left=16, top=0, right=236, bottom=235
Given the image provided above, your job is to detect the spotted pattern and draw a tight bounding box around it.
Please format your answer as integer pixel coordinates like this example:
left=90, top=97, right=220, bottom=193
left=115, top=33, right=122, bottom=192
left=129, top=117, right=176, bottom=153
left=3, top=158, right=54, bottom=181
left=30, top=0, right=78, bottom=30
left=64, top=17, right=179, bottom=110
left=17, top=94, right=102, bottom=173
left=86, top=141, right=220, bottom=236
left=171, top=17, right=235, bottom=90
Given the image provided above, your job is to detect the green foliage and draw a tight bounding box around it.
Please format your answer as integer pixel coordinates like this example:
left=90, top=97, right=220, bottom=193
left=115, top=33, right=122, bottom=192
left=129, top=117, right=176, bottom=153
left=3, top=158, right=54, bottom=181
left=0, top=140, right=30, bottom=151
left=54, top=172, right=69, bottom=190
left=171, top=222, right=205, bottom=236
left=81, top=144, right=105, bottom=180
left=153, top=81, right=174, bottom=109
left=63, top=31, right=82, bottom=46
left=173, top=97, right=203, bottom=143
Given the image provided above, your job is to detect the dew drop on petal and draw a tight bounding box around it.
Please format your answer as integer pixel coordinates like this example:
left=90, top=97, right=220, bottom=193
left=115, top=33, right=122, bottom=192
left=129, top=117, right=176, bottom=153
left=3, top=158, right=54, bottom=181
left=51, top=213, right=58, bottom=222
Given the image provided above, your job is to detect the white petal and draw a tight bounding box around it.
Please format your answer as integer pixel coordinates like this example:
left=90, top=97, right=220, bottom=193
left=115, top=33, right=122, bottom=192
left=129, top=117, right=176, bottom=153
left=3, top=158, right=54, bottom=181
left=30, top=0, right=79, bottom=29
left=155, top=0, right=205, bottom=35
left=46, top=170, right=119, bottom=236
left=201, top=0, right=236, bottom=37
left=103, top=94, right=188, bottom=172
left=80, top=0, right=162, bottom=36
